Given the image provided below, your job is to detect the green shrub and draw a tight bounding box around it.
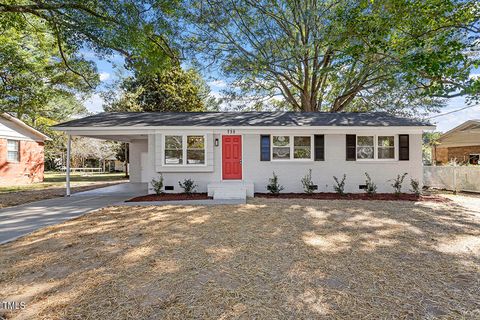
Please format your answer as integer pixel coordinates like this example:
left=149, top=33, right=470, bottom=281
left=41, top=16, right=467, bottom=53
left=390, top=173, right=408, bottom=195
left=178, top=178, right=197, bottom=194
left=267, top=171, right=284, bottom=195
left=333, top=174, right=346, bottom=195
left=364, top=172, right=377, bottom=195
left=301, top=169, right=316, bottom=194
left=151, top=174, right=164, bottom=195
left=410, top=178, right=421, bottom=196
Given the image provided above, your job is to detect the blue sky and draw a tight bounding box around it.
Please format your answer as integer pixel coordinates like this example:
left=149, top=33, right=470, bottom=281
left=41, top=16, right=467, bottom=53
left=84, top=56, right=480, bottom=133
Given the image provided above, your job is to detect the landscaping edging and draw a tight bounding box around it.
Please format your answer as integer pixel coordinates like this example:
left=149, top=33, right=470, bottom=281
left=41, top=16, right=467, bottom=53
left=126, top=193, right=211, bottom=202
left=255, top=192, right=450, bottom=202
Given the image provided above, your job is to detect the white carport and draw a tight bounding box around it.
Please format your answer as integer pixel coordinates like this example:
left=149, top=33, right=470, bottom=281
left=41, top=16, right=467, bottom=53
left=54, top=127, right=148, bottom=196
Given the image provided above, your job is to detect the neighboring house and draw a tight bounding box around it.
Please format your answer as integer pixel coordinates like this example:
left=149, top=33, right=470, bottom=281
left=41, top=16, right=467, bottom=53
left=0, top=113, right=50, bottom=185
left=54, top=112, right=433, bottom=198
left=433, top=120, right=480, bottom=165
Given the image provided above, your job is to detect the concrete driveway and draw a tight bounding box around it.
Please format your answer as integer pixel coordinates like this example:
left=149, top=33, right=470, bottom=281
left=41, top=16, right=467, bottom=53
left=0, top=183, right=147, bottom=244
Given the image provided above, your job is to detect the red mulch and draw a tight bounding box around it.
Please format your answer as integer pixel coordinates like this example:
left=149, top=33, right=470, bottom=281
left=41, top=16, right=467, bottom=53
left=126, top=193, right=211, bottom=202
left=255, top=192, right=451, bottom=202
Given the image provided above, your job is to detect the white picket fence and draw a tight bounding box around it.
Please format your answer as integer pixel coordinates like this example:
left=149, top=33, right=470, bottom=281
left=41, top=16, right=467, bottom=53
left=424, top=166, right=480, bottom=193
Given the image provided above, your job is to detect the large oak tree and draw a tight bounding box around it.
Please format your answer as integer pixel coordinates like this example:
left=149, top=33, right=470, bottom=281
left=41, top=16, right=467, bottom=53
left=0, top=0, right=180, bottom=74
left=185, top=0, right=480, bottom=114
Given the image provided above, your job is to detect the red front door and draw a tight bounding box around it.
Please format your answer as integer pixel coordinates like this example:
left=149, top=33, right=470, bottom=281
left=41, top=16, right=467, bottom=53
left=222, top=135, right=242, bottom=180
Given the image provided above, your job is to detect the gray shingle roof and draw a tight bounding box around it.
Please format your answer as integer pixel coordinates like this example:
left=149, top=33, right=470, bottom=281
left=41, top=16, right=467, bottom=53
left=53, top=111, right=432, bottom=128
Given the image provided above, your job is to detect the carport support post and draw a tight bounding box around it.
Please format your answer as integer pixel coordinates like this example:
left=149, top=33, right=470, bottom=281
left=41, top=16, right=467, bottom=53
left=66, top=134, right=71, bottom=197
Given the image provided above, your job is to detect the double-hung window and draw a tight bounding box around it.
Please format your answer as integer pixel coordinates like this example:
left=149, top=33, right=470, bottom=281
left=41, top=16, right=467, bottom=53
left=272, top=135, right=312, bottom=160
left=7, top=140, right=20, bottom=162
left=294, top=137, right=311, bottom=159
left=356, top=136, right=375, bottom=160
left=470, top=154, right=479, bottom=165
left=377, top=136, right=395, bottom=159
left=164, top=135, right=183, bottom=164
left=164, top=135, right=206, bottom=165
left=272, top=136, right=290, bottom=160
left=356, top=135, right=395, bottom=160
left=187, top=136, right=205, bottom=164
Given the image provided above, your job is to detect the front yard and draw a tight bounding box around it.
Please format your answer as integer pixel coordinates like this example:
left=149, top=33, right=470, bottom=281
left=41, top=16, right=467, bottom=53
left=0, top=172, right=127, bottom=208
left=1, top=198, right=479, bottom=319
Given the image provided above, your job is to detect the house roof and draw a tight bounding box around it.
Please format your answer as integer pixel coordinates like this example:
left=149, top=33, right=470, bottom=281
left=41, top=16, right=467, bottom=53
left=53, top=111, right=433, bottom=128
left=1, top=113, right=50, bottom=141
left=438, top=119, right=480, bottom=142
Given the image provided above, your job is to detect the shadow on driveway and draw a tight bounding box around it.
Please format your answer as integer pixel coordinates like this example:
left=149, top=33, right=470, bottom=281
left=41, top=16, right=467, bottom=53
left=0, top=183, right=147, bottom=244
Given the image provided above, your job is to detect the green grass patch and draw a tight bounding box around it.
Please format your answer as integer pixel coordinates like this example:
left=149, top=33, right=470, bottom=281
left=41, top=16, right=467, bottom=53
left=0, top=172, right=127, bottom=193
left=44, top=172, right=127, bottom=183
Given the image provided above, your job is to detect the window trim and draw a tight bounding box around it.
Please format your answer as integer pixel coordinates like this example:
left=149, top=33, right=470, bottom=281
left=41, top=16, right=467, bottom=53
left=271, top=135, right=314, bottom=161
left=377, top=136, right=396, bottom=160
left=356, top=135, right=397, bottom=161
left=6, top=139, right=20, bottom=163
left=162, top=134, right=207, bottom=166
left=469, top=154, right=480, bottom=165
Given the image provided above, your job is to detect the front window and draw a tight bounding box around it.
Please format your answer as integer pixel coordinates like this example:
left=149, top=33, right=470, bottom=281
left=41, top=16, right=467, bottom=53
left=272, top=135, right=312, bottom=160
left=187, top=136, right=205, bottom=164
left=164, top=135, right=183, bottom=164
left=294, top=136, right=311, bottom=159
left=357, top=136, right=374, bottom=159
left=272, top=136, right=290, bottom=160
left=356, top=135, right=395, bottom=160
left=470, top=154, right=480, bottom=165
left=164, top=135, right=206, bottom=165
left=378, top=136, right=395, bottom=159
left=7, top=140, right=19, bottom=162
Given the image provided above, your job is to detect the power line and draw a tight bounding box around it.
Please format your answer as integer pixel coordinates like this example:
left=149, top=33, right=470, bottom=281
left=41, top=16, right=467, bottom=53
left=427, top=103, right=480, bottom=119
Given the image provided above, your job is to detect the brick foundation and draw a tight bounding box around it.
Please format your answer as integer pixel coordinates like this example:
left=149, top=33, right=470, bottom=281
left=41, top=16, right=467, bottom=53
left=434, top=145, right=480, bottom=165
left=0, top=138, right=45, bottom=185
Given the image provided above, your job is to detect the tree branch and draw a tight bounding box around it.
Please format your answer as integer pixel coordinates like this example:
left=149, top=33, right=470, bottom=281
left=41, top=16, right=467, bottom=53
left=53, top=24, right=95, bottom=89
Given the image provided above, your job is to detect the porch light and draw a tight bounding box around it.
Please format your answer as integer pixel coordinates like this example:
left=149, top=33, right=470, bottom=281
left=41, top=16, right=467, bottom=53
left=215, top=138, right=219, bottom=147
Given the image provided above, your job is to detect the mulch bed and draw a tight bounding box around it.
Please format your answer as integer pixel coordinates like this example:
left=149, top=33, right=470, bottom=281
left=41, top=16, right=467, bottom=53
left=126, top=193, right=211, bottom=202
left=255, top=192, right=451, bottom=202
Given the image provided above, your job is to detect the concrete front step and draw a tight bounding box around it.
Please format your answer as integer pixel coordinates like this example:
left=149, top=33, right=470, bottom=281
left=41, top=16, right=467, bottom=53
left=213, top=188, right=247, bottom=200
left=207, top=181, right=254, bottom=200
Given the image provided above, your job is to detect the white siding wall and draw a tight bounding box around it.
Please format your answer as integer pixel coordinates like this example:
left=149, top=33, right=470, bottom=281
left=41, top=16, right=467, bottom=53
left=129, top=139, right=148, bottom=183
left=0, top=118, right=40, bottom=141
left=145, top=132, right=221, bottom=192
left=138, top=131, right=423, bottom=194
left=244, top=133, right=422, bottom=193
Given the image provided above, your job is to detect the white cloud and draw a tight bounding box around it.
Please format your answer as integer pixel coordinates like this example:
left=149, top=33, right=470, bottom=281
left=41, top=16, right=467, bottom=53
left=83, top=93, right=105, bottom=113
left=469, top=73, right=480, bottom=80
left=208, top=79, right=228, bottom=89
left=99, top=72, right=111, bottom=81
left=210, top=89, right=223, bottom=99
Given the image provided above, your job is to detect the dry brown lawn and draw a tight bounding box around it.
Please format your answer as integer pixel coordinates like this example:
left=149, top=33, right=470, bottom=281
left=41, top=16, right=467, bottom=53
left=0, top=182, right=122, bottom=209
left=1, top=199, right=479, bottom=319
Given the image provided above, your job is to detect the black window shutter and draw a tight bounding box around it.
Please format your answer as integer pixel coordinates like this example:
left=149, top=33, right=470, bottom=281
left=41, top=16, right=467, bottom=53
left=260, top=135, right=270, bottom=161
left=314, top=135, right=325, bottom=161
left=346, top=134, right=356, bottom=161
left=399, top=134, right=409, bottom=160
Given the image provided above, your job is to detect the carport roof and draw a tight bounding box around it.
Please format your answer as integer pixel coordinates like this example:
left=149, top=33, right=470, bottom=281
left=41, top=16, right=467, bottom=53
left=53, top=111, right=433, bottom=128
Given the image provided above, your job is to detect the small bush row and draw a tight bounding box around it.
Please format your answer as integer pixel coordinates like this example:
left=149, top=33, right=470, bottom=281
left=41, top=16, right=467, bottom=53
left=267, top=170, right=421, bottom=196
left=151, top=174, right=198, bottom=195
